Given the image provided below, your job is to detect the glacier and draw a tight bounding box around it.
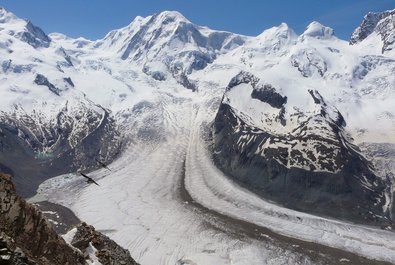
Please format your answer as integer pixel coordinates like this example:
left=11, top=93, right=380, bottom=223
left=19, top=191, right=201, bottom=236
left=0, top=6, right=394, bottom=265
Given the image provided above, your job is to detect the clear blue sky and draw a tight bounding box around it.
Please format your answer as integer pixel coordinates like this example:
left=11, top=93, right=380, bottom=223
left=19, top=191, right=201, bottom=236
left=1, top=0, right=394, bottom=40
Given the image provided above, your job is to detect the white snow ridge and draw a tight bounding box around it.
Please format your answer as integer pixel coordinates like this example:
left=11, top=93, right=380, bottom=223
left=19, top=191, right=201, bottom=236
left=1, top=6, right=395, bottom=265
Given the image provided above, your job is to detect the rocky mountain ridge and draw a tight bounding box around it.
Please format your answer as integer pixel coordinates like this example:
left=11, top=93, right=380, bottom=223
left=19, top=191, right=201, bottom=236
left=350, top=9, right=395, bottom=53
left=69, top=222, right=139, bottom=265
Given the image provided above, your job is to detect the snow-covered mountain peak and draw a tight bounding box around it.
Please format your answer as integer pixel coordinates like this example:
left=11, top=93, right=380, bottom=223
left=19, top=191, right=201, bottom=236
left=91, top=10, right=247, bottom=81
left=251, top=23, right=296, bottom=54
left=0, top=7, right=51, bottom=49
left=50, top=32, right=92, bottom=50
left=257, top=22, right=296, bottom=41
left=0, top=6, right=18, bottom=23
left=301, top=21, right=334, bottom=39
left=350, top=9, right=395, bottom=43
left=154, top=10, right=189, bottom=24
left=99, top=9, right=192, bottom=51
left=350, top=9, right=395, bottom=53
left=0, top=7, right=28, bottom=29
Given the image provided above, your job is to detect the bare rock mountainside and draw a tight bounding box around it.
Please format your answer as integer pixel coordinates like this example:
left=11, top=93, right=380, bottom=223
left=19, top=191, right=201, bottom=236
left=212, top=71, right=393, bottom=226
left=70, top=223, right=139, bottom=265
left=0, top=173, right=139, bottom=265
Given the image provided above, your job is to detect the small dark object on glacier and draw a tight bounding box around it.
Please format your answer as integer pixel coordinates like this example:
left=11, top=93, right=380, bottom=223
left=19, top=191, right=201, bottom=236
left=80, top=173, right=100, bottom=186
left=95, top=158, right=112, bottom=171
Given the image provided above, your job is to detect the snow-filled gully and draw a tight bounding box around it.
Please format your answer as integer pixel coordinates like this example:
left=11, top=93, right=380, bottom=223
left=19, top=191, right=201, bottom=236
left=37, top=91, right=395, bottom=265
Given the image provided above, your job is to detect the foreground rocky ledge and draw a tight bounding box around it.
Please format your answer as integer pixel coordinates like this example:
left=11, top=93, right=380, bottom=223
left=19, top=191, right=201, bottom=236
left=0, top=173, right=139, bottom=265
left=69, top=222, right=139, bottom=265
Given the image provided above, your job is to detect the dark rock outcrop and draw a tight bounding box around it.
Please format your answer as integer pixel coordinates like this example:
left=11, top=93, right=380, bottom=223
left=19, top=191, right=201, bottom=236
left=20, top=21, right=51, bottom=49
left=350, top=9, right=395, bottom=53
left=71, top=223, right=139, bottom=265
left=34, top=201, right=81, bottom=235
left=250, top=84, right=287, bottom=109
left=0, top=233, right=38, bottom=265
left=0, top=173, right=85, bottom=265
left=0, top=174, right=141, bottom=264
left=34, top=74, right=60, bottom=96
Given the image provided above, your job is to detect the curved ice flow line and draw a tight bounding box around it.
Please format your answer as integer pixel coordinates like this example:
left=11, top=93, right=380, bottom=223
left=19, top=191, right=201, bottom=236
left=185, top=103, right=395, bottom=263
left=41, top=93, right=316, bottom=265
left=38, top=90, right=395, bottom=264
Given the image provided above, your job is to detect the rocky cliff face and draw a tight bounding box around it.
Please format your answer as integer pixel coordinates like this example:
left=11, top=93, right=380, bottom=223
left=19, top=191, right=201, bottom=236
left=1, top=233, right=38, bottom=264
left=69, top=223, right=139, bottom=265
left=350, top=9, right=395, bottom=53
left=0, top=173, right=85, bottom=265
left=212, top=71, right=393, bottom=226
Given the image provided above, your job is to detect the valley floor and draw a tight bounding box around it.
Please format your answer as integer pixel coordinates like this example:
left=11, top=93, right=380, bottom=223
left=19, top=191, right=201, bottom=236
left=33, top=88, right=395, bottom=265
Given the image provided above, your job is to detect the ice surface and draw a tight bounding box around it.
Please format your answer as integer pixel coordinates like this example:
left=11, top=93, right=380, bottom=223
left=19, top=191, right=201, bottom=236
left=36, top=86, right=395, bottom=264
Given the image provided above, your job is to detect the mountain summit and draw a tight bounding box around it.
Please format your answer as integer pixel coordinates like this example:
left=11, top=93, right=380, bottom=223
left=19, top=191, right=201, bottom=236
left=93, top=10, right=246, bottom=80
left=0, top=7, right=51, bottom=48
left=350, top=9, right=395, bottom=53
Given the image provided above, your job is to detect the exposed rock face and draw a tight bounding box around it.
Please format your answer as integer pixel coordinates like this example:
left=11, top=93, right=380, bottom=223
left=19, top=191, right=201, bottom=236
left=360, top=143, right=395, bottom=221
left=34, top=74, right=61, bottom=96
left=20, top=21, right=51, bottom=49
left=0, top=233, right=37, bottom=264
left=71, top=223, right=139, bottom=265
left=350, top=9, right=395, bottom=53
left=34, top=201, right=81, bottom=235
left=0, top=173, right=85, bottom=265
left=212, top=72, right=393, bottom=226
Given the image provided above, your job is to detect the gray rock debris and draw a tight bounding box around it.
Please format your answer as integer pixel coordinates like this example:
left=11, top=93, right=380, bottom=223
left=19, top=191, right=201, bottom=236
left=71, top=222, right=140, bottom=265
